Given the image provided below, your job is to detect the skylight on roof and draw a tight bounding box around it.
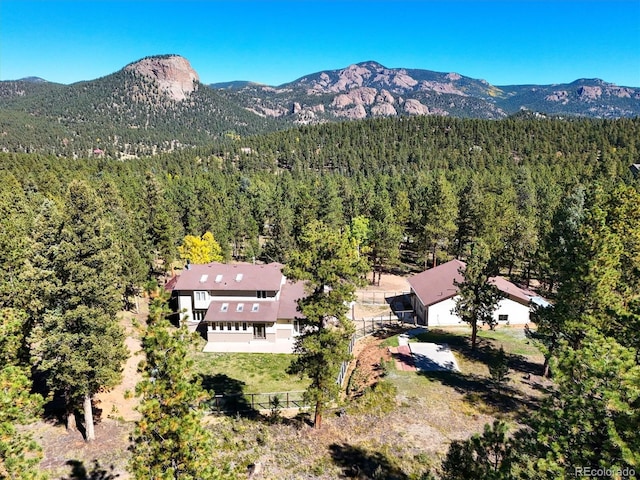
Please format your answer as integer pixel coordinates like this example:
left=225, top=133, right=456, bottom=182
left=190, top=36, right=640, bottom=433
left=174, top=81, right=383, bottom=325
left=251, top=303, right=259, bottom=312
left=236, top=303, right=244, bottom=312
left=215, top=274, right=223, bottom=283
left=221, top=303, right=228, bottom=312
left=199, top=274, right=208, bottom=283
left=235, top=273, right=243, bottom=282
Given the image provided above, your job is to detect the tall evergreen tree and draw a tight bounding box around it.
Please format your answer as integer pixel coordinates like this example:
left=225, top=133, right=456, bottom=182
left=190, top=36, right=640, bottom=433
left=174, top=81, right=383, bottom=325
left=31, top=181, right=127, bottom=441
left=0, top=307, right=46, bottom=479
left=130, top=315, right=229, bottom=479
left=285, top=220, right=368, bottom=428
left=453, top=241, right=501, bottom=350
left=418, top=173, right=458, bottom=268
left=0, top=366, right=46, bottom=480
left=521, top=333, right=640, bottom=478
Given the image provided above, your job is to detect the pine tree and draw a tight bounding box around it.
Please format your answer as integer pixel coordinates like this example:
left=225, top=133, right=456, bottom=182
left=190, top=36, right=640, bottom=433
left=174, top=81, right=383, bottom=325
left=0, top=366, right=46, bottom=480
left=0, top=308, right=46, bottom=480
left=453, top=241, right=502, bottom=350
left=416, top=173, right=458, bottom=268
left=441, top=420, right=515, bottom=480
left=31, top=181, right=127, bottom=441
left=522, top=333, right=640, bottom=478
left=285, top=220, right=368, bottom=428
left=130, top=317, right=228, bottom=479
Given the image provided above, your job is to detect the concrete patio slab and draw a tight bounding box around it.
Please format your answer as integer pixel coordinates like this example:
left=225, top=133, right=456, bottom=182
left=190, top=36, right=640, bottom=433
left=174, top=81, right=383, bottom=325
left=409, top=342, right=460, bottom=372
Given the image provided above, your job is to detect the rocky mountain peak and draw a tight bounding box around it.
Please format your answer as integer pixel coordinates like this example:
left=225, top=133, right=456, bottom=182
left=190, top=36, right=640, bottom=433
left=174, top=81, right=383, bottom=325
left=124, top=55, right=199, bottom=101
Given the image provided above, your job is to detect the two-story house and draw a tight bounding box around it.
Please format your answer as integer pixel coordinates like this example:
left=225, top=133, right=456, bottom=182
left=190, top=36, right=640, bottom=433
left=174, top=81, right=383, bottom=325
left=165, top=262, right=306, bottom=353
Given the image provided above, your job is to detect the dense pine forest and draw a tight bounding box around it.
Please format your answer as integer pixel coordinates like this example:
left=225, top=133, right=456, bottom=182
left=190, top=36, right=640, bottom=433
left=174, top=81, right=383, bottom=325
left=1, top=115, right=639, bottom=478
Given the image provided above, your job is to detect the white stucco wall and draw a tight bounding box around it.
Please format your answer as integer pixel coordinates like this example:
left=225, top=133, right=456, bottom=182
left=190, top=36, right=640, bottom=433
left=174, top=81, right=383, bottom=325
left=178, top=295, right=193, bottom=322
left=427, top=297, right=463, bottom=326
left=425, top=296, right=530, bottom=327
left=494, top=298, right=530, bottom=324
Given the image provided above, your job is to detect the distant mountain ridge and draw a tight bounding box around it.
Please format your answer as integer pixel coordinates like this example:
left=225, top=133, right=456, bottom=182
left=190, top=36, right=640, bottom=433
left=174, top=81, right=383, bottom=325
left=1, top=54, right=638, bottom=157
left=217, top=60, right=640, bottom=123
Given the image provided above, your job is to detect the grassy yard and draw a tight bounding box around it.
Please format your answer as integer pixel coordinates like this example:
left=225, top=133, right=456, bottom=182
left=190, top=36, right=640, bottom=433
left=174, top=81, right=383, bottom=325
left=189, top=343, right=309, bottom=394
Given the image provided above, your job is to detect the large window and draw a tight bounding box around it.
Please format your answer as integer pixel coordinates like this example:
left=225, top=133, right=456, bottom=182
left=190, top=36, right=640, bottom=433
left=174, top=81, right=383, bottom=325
left=192, top=310, right=206, bottom=322
left=194, top=291, right=207, bottom=302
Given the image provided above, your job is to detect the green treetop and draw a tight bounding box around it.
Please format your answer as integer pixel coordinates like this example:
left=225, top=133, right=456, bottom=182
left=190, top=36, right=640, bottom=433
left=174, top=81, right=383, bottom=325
left=285, top=220, right=368, bottom=428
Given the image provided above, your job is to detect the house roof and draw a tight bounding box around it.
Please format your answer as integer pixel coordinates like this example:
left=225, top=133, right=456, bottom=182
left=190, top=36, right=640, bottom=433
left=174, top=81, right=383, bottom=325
left=408, top=259, right=533, bottom=308
left=408, top=259, right=465, bottom=308
left=167, top=262, right=285, bottom=292
left=277, top=280, right=306, bottom=319
left=204, top=300, right=279, bottom=323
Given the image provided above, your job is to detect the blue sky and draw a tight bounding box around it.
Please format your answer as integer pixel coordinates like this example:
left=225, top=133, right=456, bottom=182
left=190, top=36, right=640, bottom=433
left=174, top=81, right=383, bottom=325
left=1, top=0, right=639, bottom=87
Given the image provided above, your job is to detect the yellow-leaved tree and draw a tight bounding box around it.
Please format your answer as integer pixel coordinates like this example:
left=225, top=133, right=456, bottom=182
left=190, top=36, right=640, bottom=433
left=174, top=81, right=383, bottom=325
left=178, top=231, right=223, bottom=264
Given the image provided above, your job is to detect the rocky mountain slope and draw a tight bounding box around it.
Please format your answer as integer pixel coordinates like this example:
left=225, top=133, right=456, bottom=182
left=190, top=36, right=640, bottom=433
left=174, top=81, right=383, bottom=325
left=1, top=55, right=638, bottom=156
left=217, top=60, right=640, bottom=123
left=0, top=55, right=279, bottom=157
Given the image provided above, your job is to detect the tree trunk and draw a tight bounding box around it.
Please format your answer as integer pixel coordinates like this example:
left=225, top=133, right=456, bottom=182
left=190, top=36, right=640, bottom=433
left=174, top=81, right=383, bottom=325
left=66, top=407, right=77, bottom=432
left=84, top=394, right=95, bottom=442
left=471, top=321, right=478, bottom=350
left=313, top=401, right=322, bottom=429
left=542, top=355, right=551, bottom=378
left=432, top=244, right=438, bottom=269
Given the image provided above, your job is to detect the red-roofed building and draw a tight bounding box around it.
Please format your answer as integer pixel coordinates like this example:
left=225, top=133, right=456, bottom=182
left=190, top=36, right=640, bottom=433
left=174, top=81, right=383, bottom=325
left=408, top=259, right=538, bottom=327
left=166, top=262, right=306, bottom=353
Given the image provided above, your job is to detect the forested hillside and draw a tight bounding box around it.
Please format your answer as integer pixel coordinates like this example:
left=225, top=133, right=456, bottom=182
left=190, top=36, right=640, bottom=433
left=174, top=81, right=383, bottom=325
left=1, top=116, right=638, bottom=282
left=1, top=115, right=639, bottom=478
left=0, top=68, right=280, bottom=158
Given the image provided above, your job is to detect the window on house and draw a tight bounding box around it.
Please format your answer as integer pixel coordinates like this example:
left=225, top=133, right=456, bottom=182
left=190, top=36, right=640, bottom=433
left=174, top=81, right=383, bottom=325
left=293, top=320, right=301, bottom=334
left=253, top=324, right=266, bottom=339
left=498, top=314, right=509, bottom=322
left=236, top=303, right=244, bottom=312
left=227, top=323, right=232, bottom=331
left=251, top=303, right=259, bottom=312
left=235, top=322, right=240, bottom=331
left=193, top=310, right=205, bottom=322
left=257, top=290, right=267, bottom=299
left=221, top=303, right=228, bottom=312
left=242, top=322, right=247, bottom=331
left=195, top=291, right=207, bottom=302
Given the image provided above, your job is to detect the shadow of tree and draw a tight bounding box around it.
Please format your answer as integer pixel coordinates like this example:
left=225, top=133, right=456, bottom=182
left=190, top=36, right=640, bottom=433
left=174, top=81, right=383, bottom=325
left=200, top=373, right=258, bottom=418
left=329, top=442, right=409, bottom=480
left=63, top=460, right=119, bottom=480
left=419, top=368, right=541, bottom=420
left=414, top=329, right=542, bottom=377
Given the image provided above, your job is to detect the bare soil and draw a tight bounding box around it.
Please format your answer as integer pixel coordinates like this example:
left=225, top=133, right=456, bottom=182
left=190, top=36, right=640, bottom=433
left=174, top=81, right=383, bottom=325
left=29, top=303, right=148, bottom=479
left=30, top=274, right=546, bottom=479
